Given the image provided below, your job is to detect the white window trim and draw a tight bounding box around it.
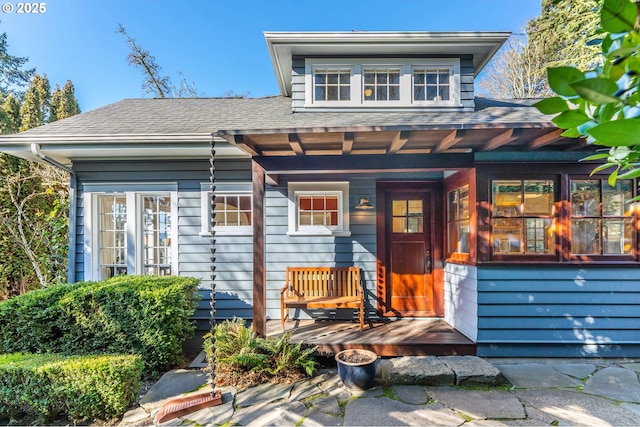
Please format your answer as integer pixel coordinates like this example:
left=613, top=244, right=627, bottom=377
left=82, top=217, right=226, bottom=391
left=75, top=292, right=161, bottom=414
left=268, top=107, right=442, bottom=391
left=305, top=58, right=460, bottom=108
left=287, top=182, right=351, bottom=236
left=83, top=183, right=178, bottom=281
left=200, top=182, right=253, bottom=236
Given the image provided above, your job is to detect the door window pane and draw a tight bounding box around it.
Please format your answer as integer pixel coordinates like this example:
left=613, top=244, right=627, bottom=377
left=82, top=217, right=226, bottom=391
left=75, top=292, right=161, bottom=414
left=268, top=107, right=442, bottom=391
left=142, top=195, right=172, bottom=276
left=98, top=195, right=127, bottom=280
left=393, top=199, right=423, bottom=233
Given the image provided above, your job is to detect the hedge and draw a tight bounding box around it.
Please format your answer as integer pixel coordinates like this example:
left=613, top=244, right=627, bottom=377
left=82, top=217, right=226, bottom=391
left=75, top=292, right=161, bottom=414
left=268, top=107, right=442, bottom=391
left=0, top=353, right=143, bottom=422
left=0, top=275, right=200, bottom=375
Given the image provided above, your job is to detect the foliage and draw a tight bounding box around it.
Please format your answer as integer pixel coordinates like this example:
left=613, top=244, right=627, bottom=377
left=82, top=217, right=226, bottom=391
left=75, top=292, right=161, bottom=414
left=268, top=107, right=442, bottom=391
left=49, top=80, right=80, bottom=122
left=0, top=275, right=200, bottom=376
left=0, top=353, right=142, bottom=423
left=535, top=0, right=640, bottom=191
left=0, top=31, right=34, bottom=95
left=204, top=318, right=317, bottom=389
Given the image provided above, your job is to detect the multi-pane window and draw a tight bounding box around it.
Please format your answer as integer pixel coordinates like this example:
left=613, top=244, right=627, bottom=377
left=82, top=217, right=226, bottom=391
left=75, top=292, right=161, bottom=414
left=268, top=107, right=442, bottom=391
left=392, top=199, right=423, bottom=233
left=98, top=195, right=127, bottom=279
left=413, top=68, right=451, bottom=102
left=298, top=194, right=340, bottom=229
left=448, top=185, right=470, bottom=254
left=570, top=179, right=633, bottom=255
left=214, top=194, right=252, bottom=227
left=314, top=68, right=351, bottom=101
left=492, top=180, right=555, bottom=255
left=142, top=196, right=172, bottom=276
left=363, top=68, right=400, bottom=101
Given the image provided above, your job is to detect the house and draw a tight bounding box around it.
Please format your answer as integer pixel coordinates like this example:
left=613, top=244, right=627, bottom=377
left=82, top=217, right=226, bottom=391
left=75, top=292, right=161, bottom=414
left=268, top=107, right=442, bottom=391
left=2, top=31, right=639, bottom=358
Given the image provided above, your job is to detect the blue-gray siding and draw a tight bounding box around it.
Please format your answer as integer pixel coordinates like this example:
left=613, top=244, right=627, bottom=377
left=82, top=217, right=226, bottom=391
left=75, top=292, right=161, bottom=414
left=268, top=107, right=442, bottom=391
left=475, top=266, right=640, bottom=357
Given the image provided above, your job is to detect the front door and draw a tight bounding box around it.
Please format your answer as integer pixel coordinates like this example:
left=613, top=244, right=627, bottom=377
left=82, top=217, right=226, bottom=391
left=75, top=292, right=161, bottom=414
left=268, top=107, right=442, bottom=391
left=377, top=183, right=443, bottom=317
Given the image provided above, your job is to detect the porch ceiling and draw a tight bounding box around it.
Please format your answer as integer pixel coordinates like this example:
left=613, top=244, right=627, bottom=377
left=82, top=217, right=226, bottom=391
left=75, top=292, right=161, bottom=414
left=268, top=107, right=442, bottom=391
left=220, top=126, right=588, bottom=157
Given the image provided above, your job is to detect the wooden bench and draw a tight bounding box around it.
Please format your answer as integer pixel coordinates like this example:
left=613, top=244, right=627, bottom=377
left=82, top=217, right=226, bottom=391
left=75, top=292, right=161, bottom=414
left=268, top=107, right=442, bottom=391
left=280, top=266, right=364, bottom=332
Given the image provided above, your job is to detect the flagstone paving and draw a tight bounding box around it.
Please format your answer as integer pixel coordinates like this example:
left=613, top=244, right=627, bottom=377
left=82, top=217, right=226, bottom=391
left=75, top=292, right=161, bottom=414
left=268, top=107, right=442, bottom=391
left=118, top=356, right=640, bottom=426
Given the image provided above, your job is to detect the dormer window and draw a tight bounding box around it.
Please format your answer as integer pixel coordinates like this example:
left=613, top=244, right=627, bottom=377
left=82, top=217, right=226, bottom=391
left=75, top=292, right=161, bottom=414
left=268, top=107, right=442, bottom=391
left=305, top=58, right=460, bottom=109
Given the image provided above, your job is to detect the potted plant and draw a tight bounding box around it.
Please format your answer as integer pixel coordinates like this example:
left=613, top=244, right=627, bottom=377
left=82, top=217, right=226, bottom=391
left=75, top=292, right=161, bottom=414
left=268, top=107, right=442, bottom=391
left=335, top=349, right=378, bottom=390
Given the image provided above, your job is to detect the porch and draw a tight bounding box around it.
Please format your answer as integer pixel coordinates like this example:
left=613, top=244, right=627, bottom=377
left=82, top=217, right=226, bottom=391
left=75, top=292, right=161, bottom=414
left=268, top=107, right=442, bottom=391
left=266, top=318, right=476, bottom=357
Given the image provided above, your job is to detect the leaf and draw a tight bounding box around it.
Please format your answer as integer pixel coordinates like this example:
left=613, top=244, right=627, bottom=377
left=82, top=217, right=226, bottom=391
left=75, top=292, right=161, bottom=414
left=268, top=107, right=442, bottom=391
left=552, top=110, right=590, bottom=129
left=608, top=168, right=619, bottom=186
left=571, top=78, right=620, bottom=104
left=581, top=153, right=613, bottom=161
left=547, top=67, right=586, bottom=97
left=601, top=0, right=638, bottom=33
left=587, top=119, right=640, bottom=146
left=534, top=97, right=569, bottom=114
left=591, top=162, right=617, bottom=174
left=561, top=127, right=584, bottom=138
left=618, top=167, right=640, bottom=179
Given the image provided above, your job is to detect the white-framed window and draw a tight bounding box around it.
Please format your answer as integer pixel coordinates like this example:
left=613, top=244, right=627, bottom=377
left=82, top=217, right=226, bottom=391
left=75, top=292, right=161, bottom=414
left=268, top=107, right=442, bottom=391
left=305, top=58, right=460, bottom=108
left=200, top=182, right=253, bottom=236
left=288, top=182, right=350, bottom=236
left=83, top=183, right=178, bottom=281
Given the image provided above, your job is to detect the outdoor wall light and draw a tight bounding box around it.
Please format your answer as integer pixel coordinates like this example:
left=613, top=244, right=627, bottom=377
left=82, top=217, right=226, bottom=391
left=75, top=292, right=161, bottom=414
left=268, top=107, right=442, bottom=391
left=355, top=197, right=374, bottom=210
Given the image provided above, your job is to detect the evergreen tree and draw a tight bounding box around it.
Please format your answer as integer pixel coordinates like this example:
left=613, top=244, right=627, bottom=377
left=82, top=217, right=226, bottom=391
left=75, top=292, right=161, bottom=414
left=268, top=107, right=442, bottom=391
left=3, top=94, right=20, bottom=133
left=49, top=80, right=80, bottom=122
left=19, top=73, right=50, bottom=131
left=0, top=31, right=34, bottom=95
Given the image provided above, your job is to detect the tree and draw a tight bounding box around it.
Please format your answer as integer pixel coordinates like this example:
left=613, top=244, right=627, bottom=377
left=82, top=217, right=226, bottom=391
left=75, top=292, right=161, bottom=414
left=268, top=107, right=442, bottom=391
left=479, top=0, right=601, bottom=99
left=50, top=80, right=80, bottom=122
left=19, top=73, right=50, bottom=131
left=0, top=93, right=20, bottom=134
left=0, top=30, right=34, bottom=95
left=117, top=24, right=201, bottom=98
left=535, top=0, right=640, bottom=191
left=478, top=35, right=552, bottom=98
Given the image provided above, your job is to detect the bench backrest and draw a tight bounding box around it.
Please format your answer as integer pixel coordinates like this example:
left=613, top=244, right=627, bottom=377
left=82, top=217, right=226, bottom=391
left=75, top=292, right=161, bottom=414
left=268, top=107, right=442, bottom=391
left=284, top=267, right=361, bottom=299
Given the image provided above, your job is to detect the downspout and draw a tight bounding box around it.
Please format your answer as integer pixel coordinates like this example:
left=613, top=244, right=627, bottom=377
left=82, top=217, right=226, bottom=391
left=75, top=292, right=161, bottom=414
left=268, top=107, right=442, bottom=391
left=31, top=143, right=77, bottom=283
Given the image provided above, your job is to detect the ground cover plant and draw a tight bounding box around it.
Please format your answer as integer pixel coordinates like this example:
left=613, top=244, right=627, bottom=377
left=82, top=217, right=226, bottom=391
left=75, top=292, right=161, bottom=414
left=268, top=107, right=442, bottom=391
left=204, top=317, right=317, bottom=390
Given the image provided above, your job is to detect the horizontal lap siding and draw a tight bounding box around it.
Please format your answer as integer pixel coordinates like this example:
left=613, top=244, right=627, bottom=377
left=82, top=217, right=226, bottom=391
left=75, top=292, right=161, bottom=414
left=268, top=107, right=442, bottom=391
left=476, top=266, right=640, bottom=357
left=444, top=263, right=477, bottom=341
left=73, top=159, right=253, bottom=330
left=265, top=177, right=377, bottom=320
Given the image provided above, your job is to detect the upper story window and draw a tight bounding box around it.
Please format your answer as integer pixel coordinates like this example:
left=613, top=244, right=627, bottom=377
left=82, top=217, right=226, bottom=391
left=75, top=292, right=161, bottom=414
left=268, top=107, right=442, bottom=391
left=305, top=58, right=460, bottom=109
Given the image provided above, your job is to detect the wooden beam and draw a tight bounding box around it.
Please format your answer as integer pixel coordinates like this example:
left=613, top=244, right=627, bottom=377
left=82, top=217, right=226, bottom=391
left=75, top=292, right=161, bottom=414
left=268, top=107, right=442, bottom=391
left=433, top=130, right=464, bottom=153
left=481, top=129, right=520, bottom=151
left=234, top=135, right=260, bottom=156
left=342, top=132, right=354, bottom=154
left=288, top=133, right=304, bottom=155
left=387, top=130, right=410, bottom=154
left=252, top=160, right=266, bottom=337
left=529, top=129, right=563, bottom=149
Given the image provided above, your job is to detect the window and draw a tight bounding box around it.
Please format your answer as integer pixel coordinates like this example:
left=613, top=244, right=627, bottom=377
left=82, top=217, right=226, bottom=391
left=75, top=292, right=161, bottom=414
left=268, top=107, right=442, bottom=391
left=85, top=185, right=177, bottom=281
left=448, top=185, right=470, bottom=254
left=314, top=68, right=351, bottom=102
left=570, top=179, right=633, bottom=255
left=288, top=182, right=350, bottom=236
left=364, top=68, right=400, bottom=101
left=98, top=195, right=127, bottom=279
left=392, top=199, right=423, bottom=233
left=214, top=194, right=252, bottom=228
left=413, top=67, right=451, bottom=102
left=305, top=59, right=460, bottom=108
left=491, top=180, right=555, bottom=255
left=200, top=183, right=252, bottom=236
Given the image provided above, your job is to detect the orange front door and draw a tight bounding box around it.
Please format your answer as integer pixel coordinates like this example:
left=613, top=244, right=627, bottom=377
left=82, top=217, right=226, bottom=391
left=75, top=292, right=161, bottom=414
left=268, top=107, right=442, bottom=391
left=380, top=184, right=443, bottom=317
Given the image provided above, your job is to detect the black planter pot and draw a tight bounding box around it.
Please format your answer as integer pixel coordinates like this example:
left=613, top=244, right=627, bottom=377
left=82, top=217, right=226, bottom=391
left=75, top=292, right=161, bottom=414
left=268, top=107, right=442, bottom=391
left=335, top=349, right=378, bottom=390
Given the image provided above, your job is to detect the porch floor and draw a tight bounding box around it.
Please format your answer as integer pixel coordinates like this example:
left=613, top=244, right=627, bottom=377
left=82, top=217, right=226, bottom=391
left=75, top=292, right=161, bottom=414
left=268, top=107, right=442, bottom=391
left=266, top=318, right=476, bottom=357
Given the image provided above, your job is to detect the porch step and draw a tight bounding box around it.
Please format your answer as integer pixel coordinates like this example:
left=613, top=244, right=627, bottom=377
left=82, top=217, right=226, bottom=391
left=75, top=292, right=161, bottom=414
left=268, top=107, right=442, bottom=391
left=378, top=355, right=507, bottom=387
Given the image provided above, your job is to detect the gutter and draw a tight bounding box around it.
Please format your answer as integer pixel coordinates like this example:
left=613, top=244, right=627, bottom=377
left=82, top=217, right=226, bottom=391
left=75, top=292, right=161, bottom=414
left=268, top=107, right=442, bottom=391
left=31, top=143, right=77, bottom=283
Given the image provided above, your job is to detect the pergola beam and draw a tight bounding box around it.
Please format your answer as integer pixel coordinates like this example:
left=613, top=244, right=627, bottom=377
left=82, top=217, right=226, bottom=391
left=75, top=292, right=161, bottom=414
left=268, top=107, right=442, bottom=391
left=481, top=129, right=520, bottom=151
left=433, top=129, right=464, bottom=153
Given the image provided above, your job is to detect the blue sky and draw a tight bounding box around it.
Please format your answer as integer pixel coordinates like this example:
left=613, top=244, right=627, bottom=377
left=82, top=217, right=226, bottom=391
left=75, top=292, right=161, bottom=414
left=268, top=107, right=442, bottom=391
left=2, top=0, right=541, bottom=112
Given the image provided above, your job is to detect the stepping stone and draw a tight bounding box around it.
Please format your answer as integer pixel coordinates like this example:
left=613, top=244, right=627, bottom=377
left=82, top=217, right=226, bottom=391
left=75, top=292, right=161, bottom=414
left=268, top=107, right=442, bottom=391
left=439, top=355, right=506, bottom=386
left=178, top=399, right=234, bottom=426
left=583, top=367, right=640, bottom=403
left=392, top=385, right=429, bottom=405
left=139, top=369, right=208, bottom=410
left=310, top=396, right=341, bottom=415
left=553, top=363, right=596, bottom=379
left=620, top=402, right=640, bottom=416
left=230, top=400, right=307, bottom=426
left=188, top=350, right=208, bottom=369
left=301, top=409, right=343, bottom=426
left=344, top=397, right=465, bottom=426
left=428, top=387, right=526, bottom=420
left=495, top=364, right=582, bottom=389
left=385, top=356, right=455, bottom=386
left=235, top=382, right=293, bottom=407
left=289, top=380, right=323, bottom=402
left=119, top=406, right=150, bottom=425
left=515, top=388, right=639, bottom=426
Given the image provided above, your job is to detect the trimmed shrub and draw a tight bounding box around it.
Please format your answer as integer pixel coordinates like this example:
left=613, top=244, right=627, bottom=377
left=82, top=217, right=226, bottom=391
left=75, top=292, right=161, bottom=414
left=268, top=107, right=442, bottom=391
left=0, top=275, right=200, bottom=375
left=0, top=353, right=143, bottom=423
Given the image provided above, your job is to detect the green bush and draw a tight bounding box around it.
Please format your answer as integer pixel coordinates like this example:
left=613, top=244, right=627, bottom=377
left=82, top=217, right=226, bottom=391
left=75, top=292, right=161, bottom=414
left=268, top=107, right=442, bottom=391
left=204, top=318, right=316, bottom=389
left=0, top=275, right=200, bottom=375
left=0, top=353, right=143, bottom=423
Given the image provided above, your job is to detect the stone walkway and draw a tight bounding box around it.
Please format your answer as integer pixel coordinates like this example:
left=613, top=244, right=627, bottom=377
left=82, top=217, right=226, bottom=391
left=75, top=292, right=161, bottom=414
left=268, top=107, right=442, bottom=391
left=120, top=356, right=640, bottom=426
